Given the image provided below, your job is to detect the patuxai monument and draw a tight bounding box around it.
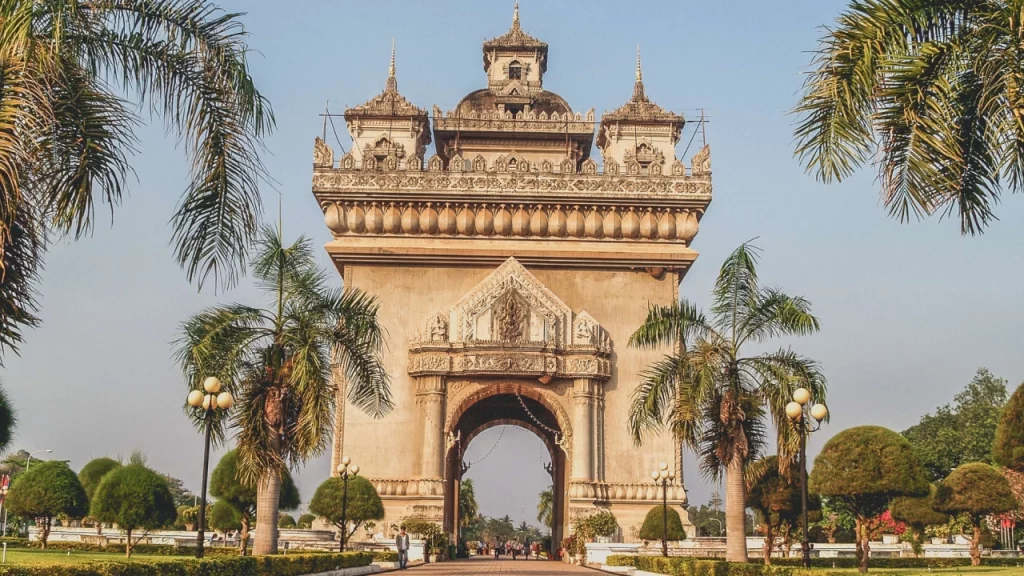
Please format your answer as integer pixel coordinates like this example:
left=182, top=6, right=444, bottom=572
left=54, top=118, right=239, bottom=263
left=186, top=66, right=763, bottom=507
left=311, top=5, right=711, bottom=551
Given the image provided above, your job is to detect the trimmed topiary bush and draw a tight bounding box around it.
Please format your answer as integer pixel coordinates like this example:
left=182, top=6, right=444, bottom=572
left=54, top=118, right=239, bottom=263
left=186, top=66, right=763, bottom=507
left=4, top=461, right=88, bottom=549
left=637, top=505, right=686, bottom=541
left=89, top=463, right=176, bottom=558
left=934, top=462, right=1016, bottom=566
left=278, top=513, right=296, bottom=529
left=890, top=486, right=948, bottom=557
left=993, top=381, right=1024, bottom=472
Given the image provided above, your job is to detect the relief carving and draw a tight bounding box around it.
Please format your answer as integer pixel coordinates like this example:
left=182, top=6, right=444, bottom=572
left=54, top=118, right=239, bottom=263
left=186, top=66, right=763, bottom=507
left=494, top=293, right=526, bottom=342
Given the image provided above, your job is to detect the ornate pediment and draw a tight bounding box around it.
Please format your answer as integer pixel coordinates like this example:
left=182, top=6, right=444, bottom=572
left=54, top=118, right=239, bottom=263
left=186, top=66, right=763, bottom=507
left=409, top=258, right=613, bottom=380
left=450, top=257, right=572, bottom=347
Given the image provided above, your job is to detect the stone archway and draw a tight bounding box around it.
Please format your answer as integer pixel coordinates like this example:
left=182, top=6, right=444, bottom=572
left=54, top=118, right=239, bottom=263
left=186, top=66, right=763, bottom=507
left=442, top=383, right=569, bottom=556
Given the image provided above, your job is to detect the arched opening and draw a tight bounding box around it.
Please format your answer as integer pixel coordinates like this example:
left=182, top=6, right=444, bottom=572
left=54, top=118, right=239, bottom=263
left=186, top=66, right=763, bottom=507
left=442, top=389, right=567, bottom=557
left=508, top=61, right=522, bottom=80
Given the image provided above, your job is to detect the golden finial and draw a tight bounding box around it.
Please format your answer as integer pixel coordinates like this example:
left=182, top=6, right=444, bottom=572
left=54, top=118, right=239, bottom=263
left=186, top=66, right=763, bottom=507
left=512, top=1, right=520, bottom=30
left=389, top=38, right=396, bottom=78
left=636, top=44, right=643, bottom=82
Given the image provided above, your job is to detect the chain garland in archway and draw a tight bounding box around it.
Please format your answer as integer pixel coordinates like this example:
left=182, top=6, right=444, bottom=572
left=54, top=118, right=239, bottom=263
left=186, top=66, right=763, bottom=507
left=463, top=426, right=506, bottom=467
left=515, top=392, right=561, bottom=437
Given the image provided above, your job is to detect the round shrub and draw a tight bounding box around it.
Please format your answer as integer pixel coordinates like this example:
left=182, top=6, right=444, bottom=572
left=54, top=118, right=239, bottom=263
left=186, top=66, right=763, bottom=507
left=637, top=505, right=685, bottom=541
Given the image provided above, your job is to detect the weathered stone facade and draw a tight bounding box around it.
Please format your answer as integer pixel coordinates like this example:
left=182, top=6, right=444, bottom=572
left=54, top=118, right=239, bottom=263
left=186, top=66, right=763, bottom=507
left=312, top=6, right=709, bottom=546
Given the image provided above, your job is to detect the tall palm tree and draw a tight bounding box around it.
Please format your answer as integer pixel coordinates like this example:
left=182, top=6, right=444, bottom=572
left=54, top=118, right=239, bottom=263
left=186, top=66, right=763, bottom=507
left=628, top=242, right=826, bottom=562
left=794, top=1, right=1024, bottom=235
left=177, top=224, right=391, bottom=555
left=459, top=478, right=478, bottom=529
left=536, top=486, right=553, bottom=528
left=0, top=380, right=14, bottom=454
left=0, top=0, right=272, bottom=357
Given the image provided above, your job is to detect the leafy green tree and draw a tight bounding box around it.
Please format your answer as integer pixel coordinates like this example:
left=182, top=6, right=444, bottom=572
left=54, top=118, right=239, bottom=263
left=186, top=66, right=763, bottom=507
left=309, top=475, right=383, bottom=550
left=793, top=2, right=1024, bottom=234
left=935, top=463, right=1016, bottom=566
left=585, top=511, right=618, bottom=538
left=209, top=500, right=241, bottom=533
left=78, top=458, right=121, bottom=501
left=537, top=486, right=553, bottom=528
left=891, top=487, right=948, bottom=558
left=158, top=473, right=197, bottom=509
left=177, top=226, right=390, bottom=555
left=0, top=0, right=275, bottom=359
left=747, top=456, right=821, bottom=565
left=0, top=384, right=14, bottom=455
left=993, top=381, right=1024, bottom=473
left=4, top=461, right=87, bottom=548
left=686, top=504, right=726, bottom=537
left=90, top=464, right=176, bottom=558
left=278, top=513, right=296, bottom=529
left=903, top=369, right=1008, bottom=480
left=297, top=513, right=316, bottom=529
left=628, top=242, right=825, bottom=562
left=459, top=478, right=478, bottom=529
left=637, top=506, right=686, bottom=542
left=78, top=457, right=122, bottom=534
left=208, top=449, right=298, bottom=556
left=814, top=498, right=855, bottom=544
left=810, top=426, right=929, bottom=573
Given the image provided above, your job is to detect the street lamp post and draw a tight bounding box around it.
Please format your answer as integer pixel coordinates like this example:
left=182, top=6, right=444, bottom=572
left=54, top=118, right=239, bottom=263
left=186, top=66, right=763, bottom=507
left=649, top=461, right=676, bottom=558
left=337, top=457, right=360, bottom=552
left=785, top=387, right=828, bottom=569
left=186, top=376, right=233, bottom=559
left=24, top=449, right=52, bottom=471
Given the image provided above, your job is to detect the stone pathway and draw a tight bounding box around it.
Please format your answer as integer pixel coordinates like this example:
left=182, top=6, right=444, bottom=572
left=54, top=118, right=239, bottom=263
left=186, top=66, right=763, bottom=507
left=406, top=556, right=595, bottom=574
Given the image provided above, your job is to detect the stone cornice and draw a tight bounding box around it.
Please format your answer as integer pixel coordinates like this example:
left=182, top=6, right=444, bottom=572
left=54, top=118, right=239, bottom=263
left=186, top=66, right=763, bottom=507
left=312, top=168, right=711, bottom=209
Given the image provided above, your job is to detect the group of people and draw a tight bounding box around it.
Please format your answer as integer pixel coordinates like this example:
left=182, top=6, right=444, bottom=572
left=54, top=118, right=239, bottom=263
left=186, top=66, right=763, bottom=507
left=489, top=539, right=540, bottom=560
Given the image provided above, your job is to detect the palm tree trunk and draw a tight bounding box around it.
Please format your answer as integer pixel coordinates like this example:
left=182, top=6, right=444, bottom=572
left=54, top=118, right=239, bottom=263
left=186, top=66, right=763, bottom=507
left=970, top=525, right=981, bottom=567
left=725, top=456, right=748, bottom=562
left=253, top=466, right=282, bottom=555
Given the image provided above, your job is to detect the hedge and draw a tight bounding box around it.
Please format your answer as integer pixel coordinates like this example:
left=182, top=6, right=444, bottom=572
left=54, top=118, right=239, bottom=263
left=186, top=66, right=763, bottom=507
left=748, top=557, right=1023, bottom=569
left=605, top=554, right=1023, bottom=576
left=0, top=539, right=237, bottom=557
left=371, top=550, right=398, bottom=562
left=0, top=551, right=374, bottom=576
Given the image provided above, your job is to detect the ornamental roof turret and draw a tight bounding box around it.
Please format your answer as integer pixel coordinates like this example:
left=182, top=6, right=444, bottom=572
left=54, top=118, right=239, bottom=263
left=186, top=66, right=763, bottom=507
left=343, top=42, right=431, bottom=168
left=597, top=47, right=685, bottom=172
left=482, top=1, right=548, bottom=74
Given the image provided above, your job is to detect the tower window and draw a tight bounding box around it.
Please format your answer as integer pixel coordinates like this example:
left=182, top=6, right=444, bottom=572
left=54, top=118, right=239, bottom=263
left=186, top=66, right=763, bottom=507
left=509, top=62, right=522, bottom=80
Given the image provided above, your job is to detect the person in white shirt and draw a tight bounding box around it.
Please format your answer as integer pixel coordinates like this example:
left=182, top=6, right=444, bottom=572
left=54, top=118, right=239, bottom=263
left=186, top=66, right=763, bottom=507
left=395, top=525, right=410, bottom=569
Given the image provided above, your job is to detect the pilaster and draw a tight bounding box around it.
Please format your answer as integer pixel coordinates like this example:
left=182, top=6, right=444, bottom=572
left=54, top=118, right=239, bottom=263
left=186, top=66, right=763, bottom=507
left=329, top=363, right=347, bottom=477
left=416, top=375, right=447, bottom=480
left=571, top=378, right=598, bottom=483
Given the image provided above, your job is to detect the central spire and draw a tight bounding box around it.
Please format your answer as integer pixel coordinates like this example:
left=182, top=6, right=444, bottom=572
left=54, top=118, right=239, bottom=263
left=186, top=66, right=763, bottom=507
left=385, top=39, right=398, bottom=93
left=512, top=1, right=520, bottom=32
left=633, top=44, right=647, bottom=102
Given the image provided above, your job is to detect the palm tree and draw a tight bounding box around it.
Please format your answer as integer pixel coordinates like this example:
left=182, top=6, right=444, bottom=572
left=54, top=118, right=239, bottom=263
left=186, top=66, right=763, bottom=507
left=0, top=381, right=14, bottom=454
left=794, top=1, right=1024, bottom=235
left=0, top=0, right=272, bottom=357
left=628, top=242, right=826, bottom=562
left=536, top=486, right=553, bottom=528
left=177, top=224, right=391, bottom=555
left=459, top=479, right=478, bottom=529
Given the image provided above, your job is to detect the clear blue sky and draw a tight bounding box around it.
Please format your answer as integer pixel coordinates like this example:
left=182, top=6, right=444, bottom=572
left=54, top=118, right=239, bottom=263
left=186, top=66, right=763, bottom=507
left=3, top=1, right=1023, bottom=528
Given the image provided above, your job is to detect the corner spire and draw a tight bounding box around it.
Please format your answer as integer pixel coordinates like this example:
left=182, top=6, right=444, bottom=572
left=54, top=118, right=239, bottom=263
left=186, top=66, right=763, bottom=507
left=632, top=44, right=647, bottom=102
left=385, top=39, right=398, bottom=92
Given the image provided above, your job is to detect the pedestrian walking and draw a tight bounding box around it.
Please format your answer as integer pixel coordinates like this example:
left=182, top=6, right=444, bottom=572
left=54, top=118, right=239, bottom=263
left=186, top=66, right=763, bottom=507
left=395, top=525, right=410, bottom=569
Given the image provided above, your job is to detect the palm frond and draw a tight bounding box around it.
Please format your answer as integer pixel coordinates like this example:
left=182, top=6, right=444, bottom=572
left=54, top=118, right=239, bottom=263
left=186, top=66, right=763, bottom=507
left=710, top=241, right=761, bottom=337
left=627, top=299, right=711, bottom=350
left=737, top=287, right=820, bottom=346
left=330, top=288, right=392, bottom=418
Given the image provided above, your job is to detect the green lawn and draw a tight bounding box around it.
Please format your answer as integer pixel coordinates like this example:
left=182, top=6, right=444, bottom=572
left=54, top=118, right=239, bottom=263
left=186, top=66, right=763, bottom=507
left=0, top=548, right=188, bottom=565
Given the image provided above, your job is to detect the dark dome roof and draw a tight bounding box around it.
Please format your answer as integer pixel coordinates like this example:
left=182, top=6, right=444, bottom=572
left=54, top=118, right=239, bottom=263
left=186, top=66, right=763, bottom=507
left=455, top=89, right=573, bottom=117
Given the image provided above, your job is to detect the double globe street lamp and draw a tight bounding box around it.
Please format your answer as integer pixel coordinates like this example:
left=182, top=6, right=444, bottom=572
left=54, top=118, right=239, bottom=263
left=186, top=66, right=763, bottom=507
left=186, top=377, right=233, bottom=559
left=337, top=456, right=360, bottom=552
left=650, top=461, right=676, bottom=558
left=785, top=387, right=828, bottom=568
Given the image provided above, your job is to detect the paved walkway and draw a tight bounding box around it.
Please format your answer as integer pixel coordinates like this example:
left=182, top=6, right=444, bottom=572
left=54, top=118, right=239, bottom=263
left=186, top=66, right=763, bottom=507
left=406, top=556, right=594, bottom=574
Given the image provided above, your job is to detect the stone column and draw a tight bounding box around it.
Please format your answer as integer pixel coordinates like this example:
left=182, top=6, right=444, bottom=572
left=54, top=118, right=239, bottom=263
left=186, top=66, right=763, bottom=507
left=571, top=378, right=596, bottom=482
left=417, top=376, right=446, bottom=479
left=329, top=362, right=347, bottom=477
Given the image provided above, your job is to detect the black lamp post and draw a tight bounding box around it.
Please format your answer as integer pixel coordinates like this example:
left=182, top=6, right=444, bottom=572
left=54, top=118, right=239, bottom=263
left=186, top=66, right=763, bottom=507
left=785, top=387, right=828, bottom=569
left=336, top=457, right=360, bottom=551
left=649, top=461, right=676, bottom=558
left=186, top=376, right=233, bottom=559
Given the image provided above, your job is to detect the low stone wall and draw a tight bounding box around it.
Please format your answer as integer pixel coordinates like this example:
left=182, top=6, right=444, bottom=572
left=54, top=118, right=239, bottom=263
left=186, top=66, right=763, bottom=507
left=584, top=538, right=1017, bottom=563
